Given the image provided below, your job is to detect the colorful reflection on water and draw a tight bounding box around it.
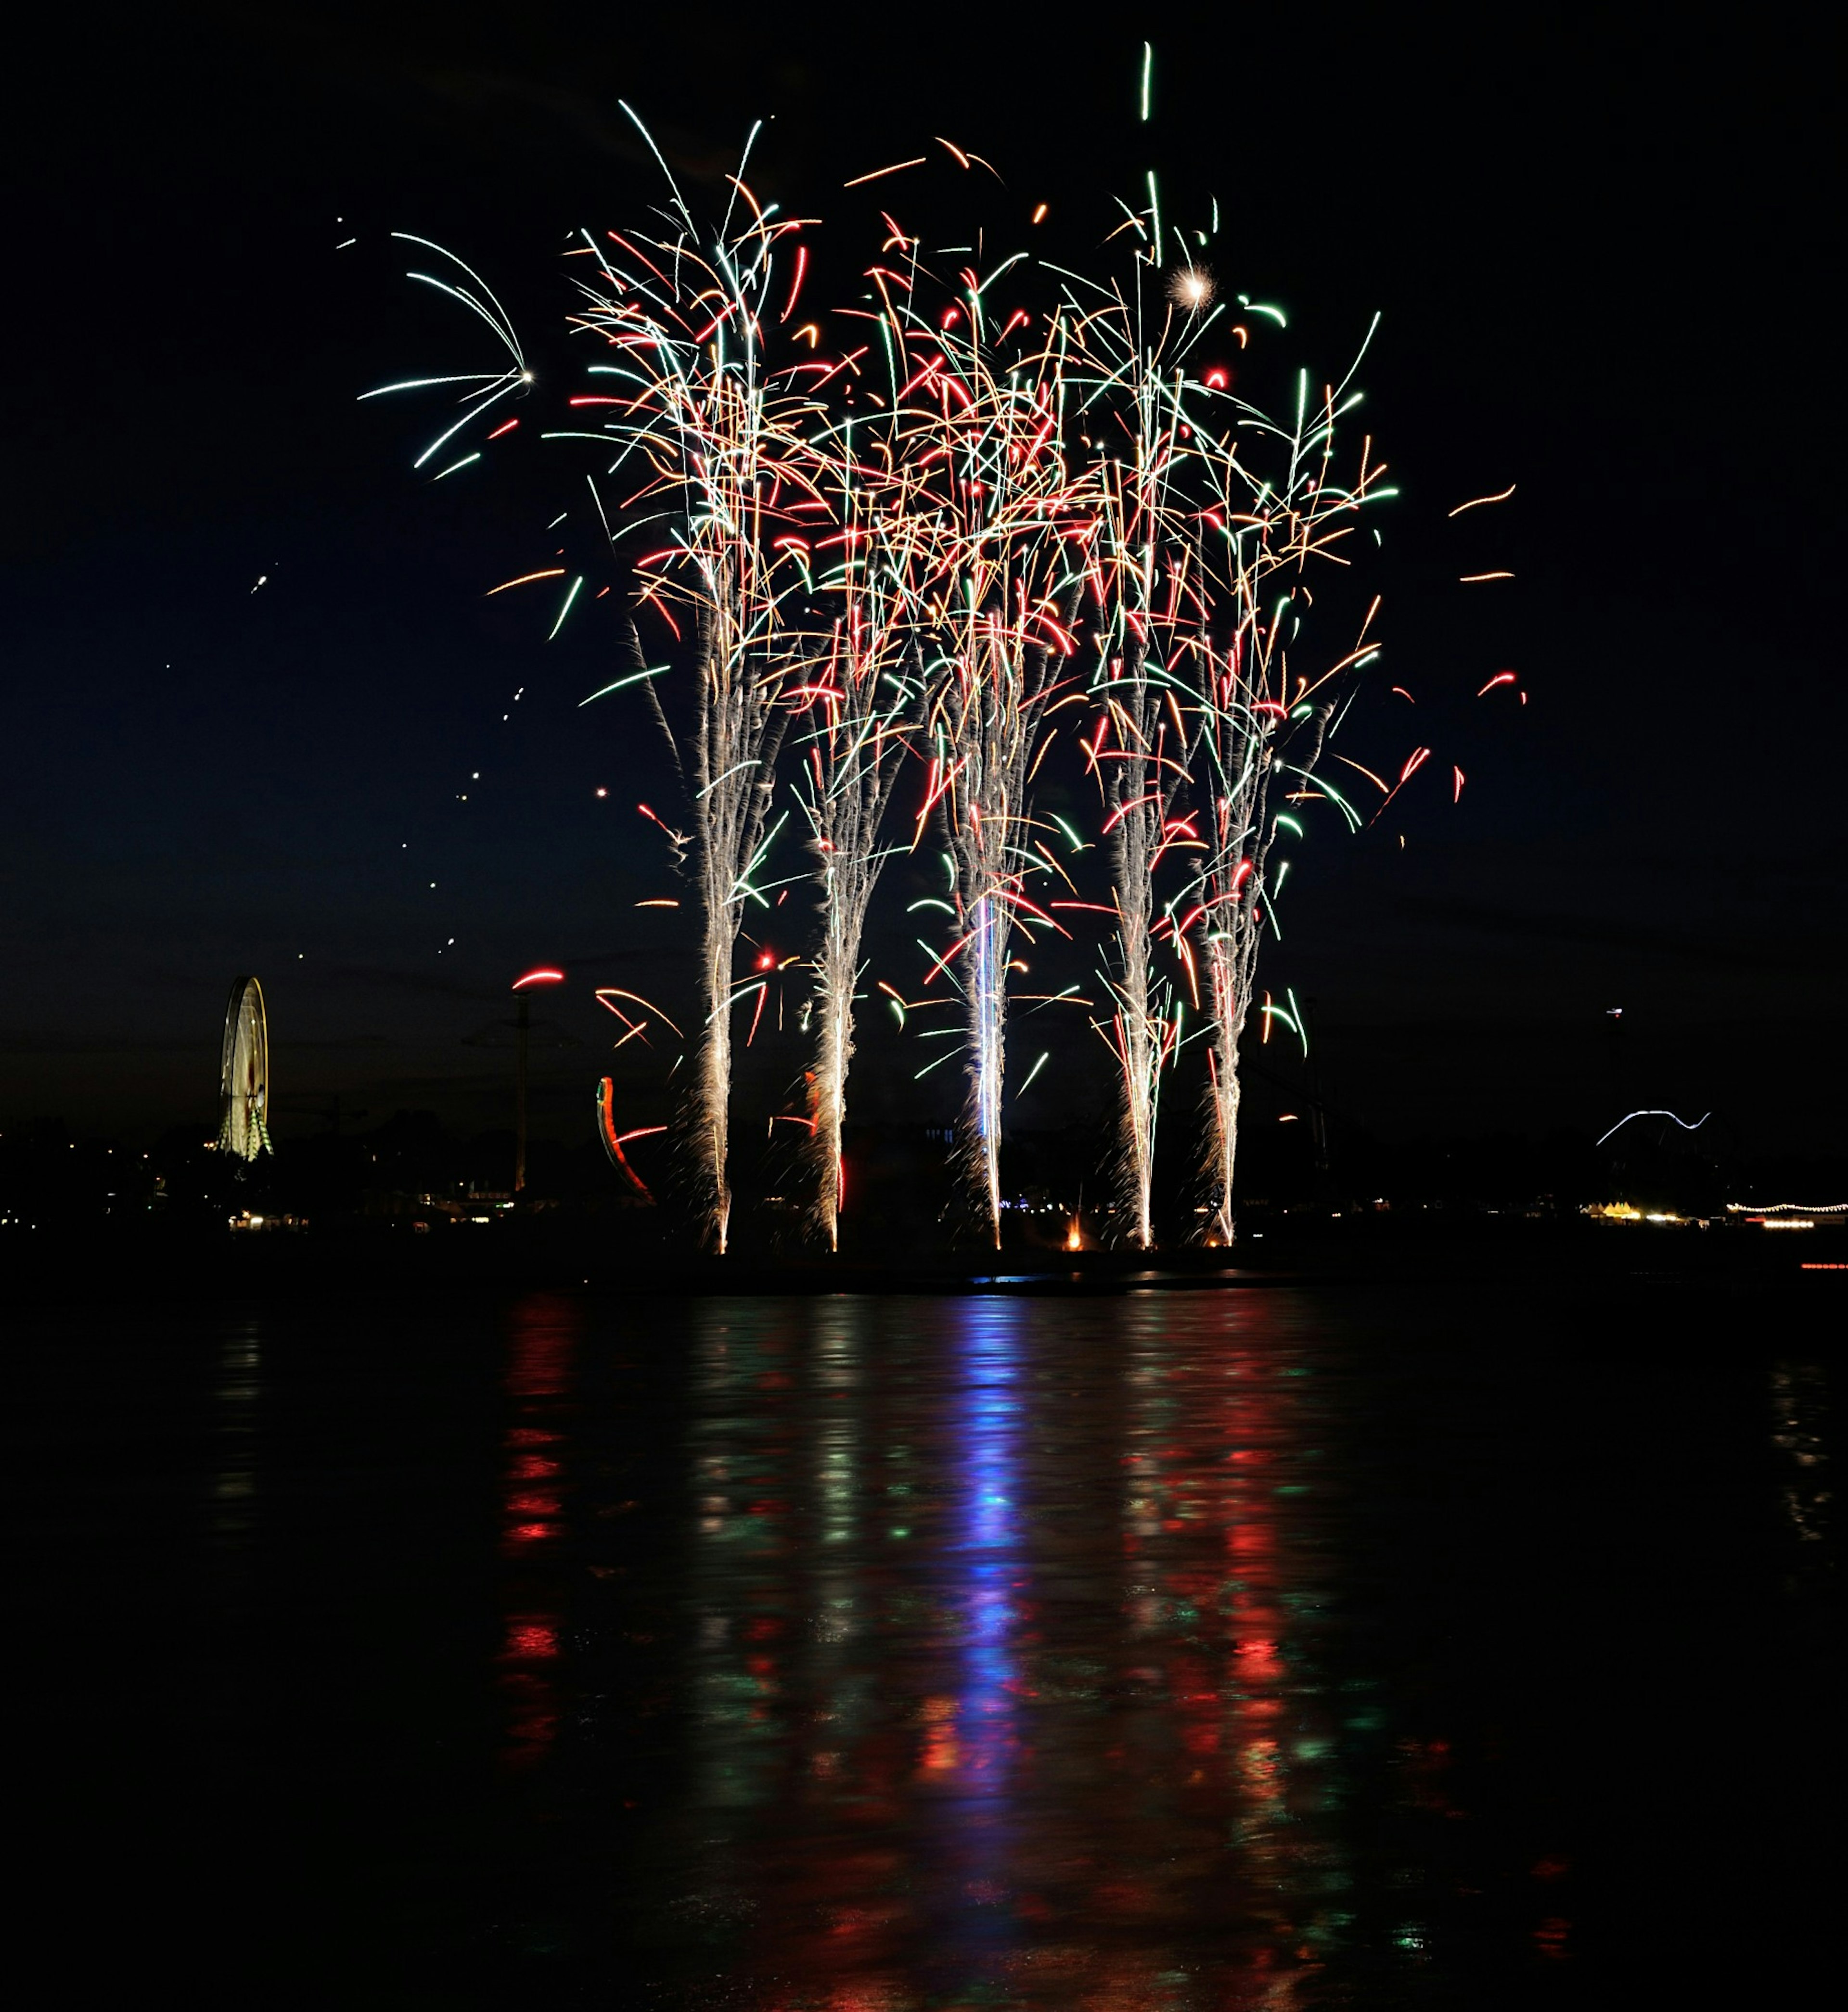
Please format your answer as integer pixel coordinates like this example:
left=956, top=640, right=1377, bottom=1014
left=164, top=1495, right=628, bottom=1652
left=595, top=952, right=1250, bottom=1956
left=18, top=1280, right=1838, bottom=2002
left=489, top=1289, right=1567, bottom=2008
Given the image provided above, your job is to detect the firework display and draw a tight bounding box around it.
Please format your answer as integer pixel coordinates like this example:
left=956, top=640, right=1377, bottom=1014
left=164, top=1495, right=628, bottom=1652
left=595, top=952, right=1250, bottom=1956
left=886, top=263, right=1089, bottom=1245
left=373, top=94, right=1502, bottom=1250
left=570, top=142, right=821, bottom=1251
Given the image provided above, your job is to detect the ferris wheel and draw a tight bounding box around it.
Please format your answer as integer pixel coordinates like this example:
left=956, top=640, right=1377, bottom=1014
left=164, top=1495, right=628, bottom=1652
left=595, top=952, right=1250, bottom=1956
left=218, top=975, right=271, bottom=1160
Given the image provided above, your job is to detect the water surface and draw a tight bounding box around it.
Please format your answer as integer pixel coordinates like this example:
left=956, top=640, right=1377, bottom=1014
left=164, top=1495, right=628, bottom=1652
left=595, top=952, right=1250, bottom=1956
left=14, top=1282, right=1836, bottom=2006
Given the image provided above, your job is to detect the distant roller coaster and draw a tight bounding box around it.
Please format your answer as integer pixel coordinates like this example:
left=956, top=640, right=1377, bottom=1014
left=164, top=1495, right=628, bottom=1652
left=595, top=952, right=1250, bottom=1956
left=218, top=975, right=270, bottom=1160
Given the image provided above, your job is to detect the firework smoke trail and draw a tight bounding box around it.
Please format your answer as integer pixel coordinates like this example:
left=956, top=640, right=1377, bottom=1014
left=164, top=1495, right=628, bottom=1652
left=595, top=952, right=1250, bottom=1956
left=788, top=421, right=926, bottom=1250
left=883, top=254, right=1090, bottom=1246
left=569, top=123, right=824, bottom=1251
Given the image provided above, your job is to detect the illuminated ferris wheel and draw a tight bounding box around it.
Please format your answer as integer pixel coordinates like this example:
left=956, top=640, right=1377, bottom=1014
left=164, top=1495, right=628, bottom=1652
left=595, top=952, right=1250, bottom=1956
left=218, top=975, right=271, bottom=1160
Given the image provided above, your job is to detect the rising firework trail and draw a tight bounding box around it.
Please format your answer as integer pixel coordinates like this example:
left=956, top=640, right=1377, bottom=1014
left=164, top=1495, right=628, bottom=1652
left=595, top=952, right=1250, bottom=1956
left=1064, top=254, right=1214, bottom=1247
left=875, top=240, right=1090, bottom=1245
left=1029, top=110, right=1397, bottom=1244
left=566, top=117, right=826, bottom=1251
left=1174, top=346, right=1390, bottom=1242
left=787, top=407, right=927, bottom=1249
left=1090, top=643, right=1188, bottom=1250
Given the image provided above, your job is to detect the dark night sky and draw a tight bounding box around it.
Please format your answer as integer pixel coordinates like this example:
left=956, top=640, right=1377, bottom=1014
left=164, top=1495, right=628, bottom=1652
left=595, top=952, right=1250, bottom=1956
left=4, top=1, right=1842, bottom=1159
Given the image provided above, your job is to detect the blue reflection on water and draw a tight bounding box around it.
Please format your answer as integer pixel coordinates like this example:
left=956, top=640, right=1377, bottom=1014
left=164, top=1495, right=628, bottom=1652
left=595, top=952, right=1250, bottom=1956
left=935, top=1295, right=1025, bottom=1977
left=958, top=1297, right=1020, bottom=1757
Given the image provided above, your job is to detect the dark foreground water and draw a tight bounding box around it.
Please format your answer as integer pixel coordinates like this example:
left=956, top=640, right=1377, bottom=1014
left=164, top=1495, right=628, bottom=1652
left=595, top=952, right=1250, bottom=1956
left=12, top=1279, right=1839, bottom=2007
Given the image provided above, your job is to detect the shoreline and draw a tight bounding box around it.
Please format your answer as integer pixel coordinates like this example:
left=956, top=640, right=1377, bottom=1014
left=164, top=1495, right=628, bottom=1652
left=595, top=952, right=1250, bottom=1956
left=5, top=1216, right=1845, bottom=1321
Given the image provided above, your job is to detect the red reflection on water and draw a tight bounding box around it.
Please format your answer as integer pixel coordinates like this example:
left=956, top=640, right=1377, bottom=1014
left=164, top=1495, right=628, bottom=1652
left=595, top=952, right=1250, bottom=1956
left=501, top=1664, right=560, bottom=1757
left=504, top=1620, right=558, bottom=1659
left=498, top=1295, right=580, bottom=1768
left=507, top=1331, right=573, bottom=1399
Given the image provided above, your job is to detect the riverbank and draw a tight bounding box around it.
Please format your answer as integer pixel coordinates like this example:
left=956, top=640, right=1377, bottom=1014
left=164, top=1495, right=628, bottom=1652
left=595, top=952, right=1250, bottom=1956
left=5, top=1213, right=1844, bottom=1341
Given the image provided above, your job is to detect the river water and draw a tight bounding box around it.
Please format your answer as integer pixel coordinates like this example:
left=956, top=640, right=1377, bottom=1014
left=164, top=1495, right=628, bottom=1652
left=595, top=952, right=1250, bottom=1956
left=14, top=1279, right=1838, bottom=2006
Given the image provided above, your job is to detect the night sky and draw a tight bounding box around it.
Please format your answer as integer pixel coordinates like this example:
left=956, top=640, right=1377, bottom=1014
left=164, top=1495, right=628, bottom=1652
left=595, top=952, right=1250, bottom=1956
left=6, top=2, right=1842, bottom=1160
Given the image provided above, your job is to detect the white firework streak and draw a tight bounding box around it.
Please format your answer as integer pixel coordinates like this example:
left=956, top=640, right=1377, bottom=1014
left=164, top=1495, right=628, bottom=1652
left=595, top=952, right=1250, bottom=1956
left=569, top=134, right=826, bottom=1253
left=1176, top=359, right=1389, bottom=1243
left=1059, top=224, right=1392, bottom=1245
left=876, top=261, right=1094, bottom=1248
left=787, top=414, right=928, bottom=1251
